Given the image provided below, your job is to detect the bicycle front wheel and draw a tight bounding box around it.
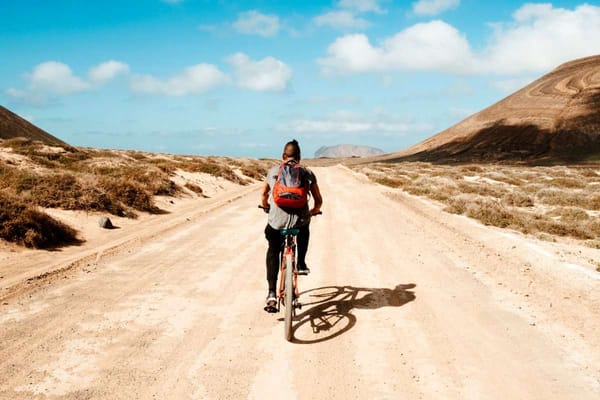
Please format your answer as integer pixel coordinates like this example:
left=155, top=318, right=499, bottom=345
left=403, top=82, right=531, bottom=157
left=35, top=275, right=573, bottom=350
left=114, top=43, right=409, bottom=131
left=284, top=253, right=294, bottom=342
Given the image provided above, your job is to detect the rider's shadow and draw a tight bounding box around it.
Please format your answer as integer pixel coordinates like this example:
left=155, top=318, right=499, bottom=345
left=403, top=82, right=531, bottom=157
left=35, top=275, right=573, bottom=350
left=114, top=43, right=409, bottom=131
left=290, top=284, right=416, bottom=344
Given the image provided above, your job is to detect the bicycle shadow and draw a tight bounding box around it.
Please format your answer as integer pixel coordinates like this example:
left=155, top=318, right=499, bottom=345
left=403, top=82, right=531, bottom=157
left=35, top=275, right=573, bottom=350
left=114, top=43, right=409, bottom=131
left=288, top=284, right=416, bottom=344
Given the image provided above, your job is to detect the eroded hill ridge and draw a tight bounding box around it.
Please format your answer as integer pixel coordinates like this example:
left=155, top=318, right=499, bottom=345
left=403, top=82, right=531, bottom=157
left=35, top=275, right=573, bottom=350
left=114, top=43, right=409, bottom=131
left=392, top=55, right=600, bottom=162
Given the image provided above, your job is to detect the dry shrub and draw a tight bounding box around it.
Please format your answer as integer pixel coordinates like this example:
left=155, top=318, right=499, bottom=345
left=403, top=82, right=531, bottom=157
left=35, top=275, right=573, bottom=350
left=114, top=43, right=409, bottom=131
left=547, top=207, right=590, bottom=222
left=405, top=184, right=433, bottom=196
left=358, top=161, right=600, bottom=242
left=184, top=182, right=204, bottom=195
left=146, top=159, right=177, bottom=175
left=2, top=137, right=91, bottom=170
left=535, top=189, right=584, bottom=206
left=548, top=177, right=586, bottom=189
left=90, top=165, right=180, bottom=196
left=485, top=171, right=523, bottom=186
left=180, top=159, right=247, bottom=184
left=241, top=163, right=269, bottom=180
left=503, top=191, right=534, bottom=207
left=403, top=176, right=437, bottom=197
left=0, top=193, right=79, bottom=248
left=99, top=177, right=157, bottom=214
left=460, top=165, right=484, bottom=173
left=463, top=198, right=520, bottom=228
left=429, top=184, right=458, bottom=201
left=429, top=169, right=463, bottom=180
left=128, top=152, right=149, bottom=161
left=373, top=176, right=409, bottom=188
left=457, top=181, right=507, bottom=198
left=531, top=218, right=596, bottom=239
left=579, top=169, right=599, bottom=177
left=585, top=194, right=600, bottom=210
left=522, top=183, right=545, bottom=194
left=444, top=196, right=468, bottom=214
left=0, top=137, right=39, bottom=154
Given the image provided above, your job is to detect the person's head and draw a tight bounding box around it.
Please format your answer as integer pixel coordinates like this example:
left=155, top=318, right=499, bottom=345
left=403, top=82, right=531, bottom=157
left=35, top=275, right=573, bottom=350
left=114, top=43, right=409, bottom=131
left=282, top=139, right=301, bottom=161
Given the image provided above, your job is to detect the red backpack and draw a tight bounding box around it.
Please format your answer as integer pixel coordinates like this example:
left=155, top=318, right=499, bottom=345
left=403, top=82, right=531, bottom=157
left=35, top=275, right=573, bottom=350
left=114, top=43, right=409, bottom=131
left=273, top=161, right=309, bottom=208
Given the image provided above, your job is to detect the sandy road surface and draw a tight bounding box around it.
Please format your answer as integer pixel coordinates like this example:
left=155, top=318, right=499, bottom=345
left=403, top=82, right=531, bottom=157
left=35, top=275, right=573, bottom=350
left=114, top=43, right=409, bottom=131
left=1, top=165, right=599, bottom=399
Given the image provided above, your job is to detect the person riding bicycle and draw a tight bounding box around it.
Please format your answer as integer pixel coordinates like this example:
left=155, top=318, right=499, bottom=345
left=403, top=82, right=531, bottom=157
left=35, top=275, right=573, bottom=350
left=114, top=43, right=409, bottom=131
left=261, top=139, right=323, bottom=312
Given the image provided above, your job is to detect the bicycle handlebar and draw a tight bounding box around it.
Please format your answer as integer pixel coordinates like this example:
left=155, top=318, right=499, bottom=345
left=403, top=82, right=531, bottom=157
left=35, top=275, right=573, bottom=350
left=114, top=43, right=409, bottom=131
left=258, top=205, right=322, bottom=216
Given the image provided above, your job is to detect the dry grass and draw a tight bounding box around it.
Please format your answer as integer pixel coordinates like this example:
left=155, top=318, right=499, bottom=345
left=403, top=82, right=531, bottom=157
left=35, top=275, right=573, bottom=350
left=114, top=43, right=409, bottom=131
left=184, top=182, right=204, bottom=195
left=502, top=192, right=534, bottom=207
left=0, top=192, right=80, bottom=248
left=356, top=161, right=600, bottom=243
left=0, top=138, right=275, bottom=247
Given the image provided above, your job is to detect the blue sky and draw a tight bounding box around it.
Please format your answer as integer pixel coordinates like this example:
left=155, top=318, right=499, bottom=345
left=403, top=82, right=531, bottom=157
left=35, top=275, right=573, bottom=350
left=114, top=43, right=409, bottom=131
left=2, top=0, right=600, bottom=158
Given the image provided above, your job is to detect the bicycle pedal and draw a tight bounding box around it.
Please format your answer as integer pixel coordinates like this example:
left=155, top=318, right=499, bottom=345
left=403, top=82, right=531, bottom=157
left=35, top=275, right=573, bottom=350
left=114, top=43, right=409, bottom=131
left=264, top=305, right=278, bottom=313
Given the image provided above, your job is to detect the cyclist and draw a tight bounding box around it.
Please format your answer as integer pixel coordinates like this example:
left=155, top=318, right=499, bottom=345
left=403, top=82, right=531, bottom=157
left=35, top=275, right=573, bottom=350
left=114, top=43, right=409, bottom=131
left=261, top=139, right=323, bottom=312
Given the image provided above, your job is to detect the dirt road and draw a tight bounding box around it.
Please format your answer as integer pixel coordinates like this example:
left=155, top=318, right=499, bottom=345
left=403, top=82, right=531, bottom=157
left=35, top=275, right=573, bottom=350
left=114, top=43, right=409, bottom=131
left=1, top=165, right=599, bottom=399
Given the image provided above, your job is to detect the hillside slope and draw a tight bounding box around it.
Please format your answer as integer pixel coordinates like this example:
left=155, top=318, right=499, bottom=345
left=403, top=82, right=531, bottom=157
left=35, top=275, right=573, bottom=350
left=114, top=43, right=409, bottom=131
left=0, top=105, right=67, bottom=146
left=388, top=55, right=600, bottom=163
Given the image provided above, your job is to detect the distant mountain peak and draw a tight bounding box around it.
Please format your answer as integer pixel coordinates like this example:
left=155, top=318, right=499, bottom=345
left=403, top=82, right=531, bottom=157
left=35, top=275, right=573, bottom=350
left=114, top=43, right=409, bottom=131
left=315, top=144, right=385, bottom=158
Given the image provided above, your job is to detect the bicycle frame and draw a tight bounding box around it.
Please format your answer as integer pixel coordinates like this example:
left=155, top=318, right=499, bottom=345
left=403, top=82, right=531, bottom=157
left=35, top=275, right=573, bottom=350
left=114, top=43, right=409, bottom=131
left=277, top=233, right=299, bottom=312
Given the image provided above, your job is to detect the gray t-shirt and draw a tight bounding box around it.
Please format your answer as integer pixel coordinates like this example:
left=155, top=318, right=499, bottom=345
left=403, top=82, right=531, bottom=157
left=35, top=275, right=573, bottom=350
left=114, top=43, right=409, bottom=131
left=267, top=163, right=317, bottom=230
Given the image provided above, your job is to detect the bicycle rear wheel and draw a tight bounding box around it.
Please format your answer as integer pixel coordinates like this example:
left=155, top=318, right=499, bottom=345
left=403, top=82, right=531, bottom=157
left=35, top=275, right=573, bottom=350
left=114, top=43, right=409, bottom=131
left=284, top=253, right=294, bottom=341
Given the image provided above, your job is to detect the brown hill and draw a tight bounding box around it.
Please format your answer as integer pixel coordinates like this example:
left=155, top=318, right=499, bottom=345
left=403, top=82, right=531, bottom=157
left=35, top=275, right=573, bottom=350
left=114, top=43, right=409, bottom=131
left=387, top=55, right=600, bottom=163
left=0, top=105, right=67, bottom=147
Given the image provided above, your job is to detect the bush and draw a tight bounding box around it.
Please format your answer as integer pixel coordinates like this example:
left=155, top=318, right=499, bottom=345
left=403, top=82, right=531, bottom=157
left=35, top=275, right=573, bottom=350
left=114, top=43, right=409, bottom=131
left=99, top=178, right=157, bottom=213
left=241, top=164, right=269, bottom=180
left=0, top=193, right=79, bottom=248
left=373, top=176, right=408, bottom=188
left=535, top=189, right=584, bottom=206
left=184, top=182, right=204, bottom=195
left=503, top=191, right=534, bottom=207
left=464, top=198, right=519, bottom=228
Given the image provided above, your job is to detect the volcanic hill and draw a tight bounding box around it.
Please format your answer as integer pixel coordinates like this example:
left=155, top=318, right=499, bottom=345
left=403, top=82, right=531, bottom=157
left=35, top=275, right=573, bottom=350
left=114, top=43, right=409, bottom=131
left=0, top=105, right=67, bottom=146
left=389, top=55, right=600, bottom=163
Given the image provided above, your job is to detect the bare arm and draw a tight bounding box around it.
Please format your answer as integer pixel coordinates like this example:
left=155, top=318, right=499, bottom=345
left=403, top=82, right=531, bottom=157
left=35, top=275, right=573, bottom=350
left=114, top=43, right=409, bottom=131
left=261, top=182, right=270, bottom=209
left=309, top=182, right=323, bottom=215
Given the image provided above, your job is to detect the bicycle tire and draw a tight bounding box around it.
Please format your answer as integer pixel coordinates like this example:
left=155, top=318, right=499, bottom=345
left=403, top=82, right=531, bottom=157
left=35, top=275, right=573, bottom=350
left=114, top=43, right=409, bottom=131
left=284, top=253, right=294, bottom=341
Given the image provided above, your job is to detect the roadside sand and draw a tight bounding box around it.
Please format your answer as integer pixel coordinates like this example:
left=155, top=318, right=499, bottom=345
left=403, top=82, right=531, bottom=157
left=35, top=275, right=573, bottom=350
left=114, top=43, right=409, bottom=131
left=0, top=165, right=598, bottom=399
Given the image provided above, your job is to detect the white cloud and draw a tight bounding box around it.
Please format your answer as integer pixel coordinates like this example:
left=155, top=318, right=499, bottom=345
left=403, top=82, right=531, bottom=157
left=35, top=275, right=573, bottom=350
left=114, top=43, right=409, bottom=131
left=413, top=0, right=460, bottom=16
left=319, top=4, right=600, bottom=76
left=27, top=61, right=90, bottom=94
left=227, top=53, right=292, bottom=92
left=314, top=10, right=369, bottom=30
left=338, top=0, right=385, bottom=14
left=6, top=60, right=131, bottom=104
left=233, top=10, right=280, bottom=37
left=130, top=64, right=229, bottom=96
left=319, top=21, right=473, bottom=74
left=89, top=60, right=130, bottom=84
left=480, top=4, right=600, bottom=74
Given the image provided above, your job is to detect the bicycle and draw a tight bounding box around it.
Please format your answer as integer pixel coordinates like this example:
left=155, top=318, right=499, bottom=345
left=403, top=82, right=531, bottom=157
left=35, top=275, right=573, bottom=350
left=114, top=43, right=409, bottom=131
left=259, top=205, right=321, bottom=341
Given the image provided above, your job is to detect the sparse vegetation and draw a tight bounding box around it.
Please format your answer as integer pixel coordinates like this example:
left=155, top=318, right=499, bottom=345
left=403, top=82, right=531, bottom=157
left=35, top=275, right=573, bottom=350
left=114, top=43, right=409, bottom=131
left=184, top=182, right=204, bottom=195
left=0, top=137, right=275, bottom=248
left=357, top=162, right=600, bottom=244
left=0, top=192, right=80, bottom=248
